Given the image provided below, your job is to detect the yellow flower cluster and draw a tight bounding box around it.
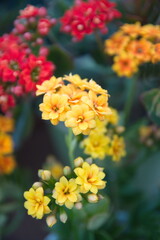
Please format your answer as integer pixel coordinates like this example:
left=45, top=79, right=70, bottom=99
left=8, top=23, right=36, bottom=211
left=105, top=23, right=160, bottom=77
left=81, top=108, right=126, bottom=161
left=139, top=124, right=160, bottom=147
left=36, top=74, right=111, bottom=135
left=24, top=157, right=106, bottom=226
left=0, top=115, right=16, bottom=175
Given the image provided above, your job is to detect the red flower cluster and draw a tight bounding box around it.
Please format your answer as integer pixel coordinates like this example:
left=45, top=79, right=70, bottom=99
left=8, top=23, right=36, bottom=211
left=60, top=0, right=121, bottom=41
left=13, top=5, right=56, bottom=56
left=0, top=34, right=55, bottom=113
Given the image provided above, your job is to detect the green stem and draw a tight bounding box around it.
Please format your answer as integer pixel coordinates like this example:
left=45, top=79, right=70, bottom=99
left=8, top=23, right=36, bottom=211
left=65, top=128, right=76, bottom=169
left=124, top=75, right=138, bottom=126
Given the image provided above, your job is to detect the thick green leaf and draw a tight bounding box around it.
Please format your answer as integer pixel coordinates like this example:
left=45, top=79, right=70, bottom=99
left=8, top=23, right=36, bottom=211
left=142, top=88, right=160, bottom=125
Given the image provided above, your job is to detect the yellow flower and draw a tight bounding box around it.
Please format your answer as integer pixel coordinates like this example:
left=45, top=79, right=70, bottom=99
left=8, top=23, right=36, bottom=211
left=36, top=76, right=63, bottom=96
left=92, top=118, right=107, bottom=134
left=85, top=79, right=107, bottom=95
left=52, top=176, right=81, bottom=209
left=81, top=91, right=111, bottom=120
left=105, top=108, right=119, bottom=125
left=51, top=164, right=63, bottom=180
left=0, top=115, right=14, bottom=133
left=120, top=22, right=142, bottom=38
left=105, top=32, right=130, bottom=55
left=63, top=74, right=87, bottom=90
left=81, top=133, right=110, bottom=160
left=141, top=24, right=160, bottom=39
left=74, top=162, right=106, bottom=194
left=108, top=135, right=126, bottom=161
left=24, top=187, right=51, bottom=219
left=112, top=53, right=138, bottom=77
left=127, top=39, right=152, bottom=63
left=0, top=155, right=16, bottom=175
left=60, top=84, right=87, bottom=105
left=65, top=104, right=96, bottom=135
left=39, top=94, right=69, bottom=125
left=0, top=133, right=13, bottom=154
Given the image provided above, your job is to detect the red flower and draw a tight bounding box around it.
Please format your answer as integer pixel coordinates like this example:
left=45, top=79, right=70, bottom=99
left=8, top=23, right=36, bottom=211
left=60, top=0, right=121, bottom=41
left=19, top=5, right=39, bottom=19
left=19, top=55, right=55, bottom=92
left=0, top=93, right=15, bottom=113
left=38, top=18, right=52, bottom=36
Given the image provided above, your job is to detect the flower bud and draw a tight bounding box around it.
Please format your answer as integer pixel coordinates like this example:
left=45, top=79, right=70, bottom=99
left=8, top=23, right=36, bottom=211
left=63, top=166, right=71, bottom=176
left=74, top=202, right=82, bottom=210
left=38, top=7, right=47, bottom=17
left=88, top=194, right=98, bottom=203
left=85, top=157, right=92, bottom=165
left=74, top=157, right=84, bottom=167
left=116, top=126, right=125, bottom=134
left=38, top=170, right=51, bottom=181
left=46, top=215, right=57, bottom=228
left=32, top=182, right=42, bottom=189
left=60, top=210, right=68, bottom=223
left=24, top=32, right=32, bottom=41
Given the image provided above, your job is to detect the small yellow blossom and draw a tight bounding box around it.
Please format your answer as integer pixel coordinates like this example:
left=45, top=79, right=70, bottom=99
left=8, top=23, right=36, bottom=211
left=81, top=91, right=111, bottom=120
left=0, top=155, right=16, bottom=175
left=108, top=135, right=126, bottom=161
left=120, top=22, right=142, bottom=38
left=24, top=187, right=51, bottom=219
left=51, top=164, right=63, bottom=180
left=74, top=162, right=106, bottom=194
left=52, top=176, right=81, bottom=209
left=141, top=24, right=160, bottom=39
left=39, top=94, right=69, bottom=125
left=82, top=133, right=110, bottom=160
left=151, top=43, right=160, bottom=63
left=0, top=115, right=14, bottom=133
left=0, top=133, right=13, bottom=154
left=65, top=104, right=96, bottom=135
left=105, top=108, right=119, bottom=125
left=85, top=79, right=107, bottom=95
left=92, top=118, right=107, bottom=134
left=64, top=74, right=87, bottom=90
left=112, top=53, right=138, bottom=77
left=36, top=76, right=63, bottom=96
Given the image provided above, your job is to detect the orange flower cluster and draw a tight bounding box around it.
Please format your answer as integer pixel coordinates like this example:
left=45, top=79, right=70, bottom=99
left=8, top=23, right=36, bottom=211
left=0, top=115, right=16, bottom=175
left=36, top=74, right=111, bottom=135
left=105, top=23, right=160, bottom=77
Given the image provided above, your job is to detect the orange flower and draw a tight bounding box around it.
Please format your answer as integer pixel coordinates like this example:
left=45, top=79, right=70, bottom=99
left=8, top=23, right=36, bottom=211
left=65, top=104, right=96, bottom=135
left=112, top=53, right=138, bottom=77
left=127, top=39, right=152, bottom=63
left=151, top=43, right=160, bottom=63
left=120, top=22, right=141, bottom=38
left=105, top=32, right=129, bottom=55
left=39, top=94, right=69, bottom=125
left=0, top=133, right=13, bottom=154
left=36, top=76, right=63, bottom=96
left=0, top=115, right=14, bottom=133
left=0, top=155, right=16, bottom=175
left=81, top=91, right=111, bottom=120
left=141, top=24, right=160, bottom=39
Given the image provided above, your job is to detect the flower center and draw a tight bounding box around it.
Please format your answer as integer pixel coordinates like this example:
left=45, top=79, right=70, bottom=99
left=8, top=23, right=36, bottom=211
left=77, top=24, right=84, bottom=31
left=77, top=116, right=84, bottom=123
left=52, top=106, right=59, bottom=112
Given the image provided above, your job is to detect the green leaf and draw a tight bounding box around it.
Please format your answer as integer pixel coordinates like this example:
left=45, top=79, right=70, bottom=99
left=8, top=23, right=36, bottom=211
left=142, top=88, right=160, bottom=125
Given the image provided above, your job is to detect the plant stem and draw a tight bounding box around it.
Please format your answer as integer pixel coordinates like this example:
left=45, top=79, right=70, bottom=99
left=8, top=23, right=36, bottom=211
left=124, top=75, right=138, bottom=126
left=65, top=128, right=76, bottom=169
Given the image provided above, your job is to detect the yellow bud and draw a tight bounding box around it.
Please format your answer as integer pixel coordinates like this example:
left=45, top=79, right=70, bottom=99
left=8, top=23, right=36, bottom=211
left=46, top=215, right=57, bottom=228
left=74, top=157, right=84, bottom=167
left=74, top=202, right=83, bottom=210
left=32, top=182, right=42, bottom=189
left=85, top=157, right=93, bottom=165
left=116, top=126, right=125, bottom=134
left=88, top=194, right=98, bottom=203
left=60, top=211, right=68, bottom=223
left=38, top=170, right=51, bottom=181
left=63, top=166, right=71, bottom=176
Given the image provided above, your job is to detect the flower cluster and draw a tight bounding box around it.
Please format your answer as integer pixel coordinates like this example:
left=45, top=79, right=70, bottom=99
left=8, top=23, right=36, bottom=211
left=60, top=0, right=121, bottom=41
left=24, top=157, right=106, bottom=227
left=13, top=5, right=56, bottom=56
left=37, top=74, right=111, bottom=135
left=0, top=115, right=16, bottom=175
left=0, top=33, right=55, bottom=113
left=139, top=124, right=160, bottom=147
left=105, top=23, right=160, bottom=77
left=81, top=108, right=126, bottom=161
